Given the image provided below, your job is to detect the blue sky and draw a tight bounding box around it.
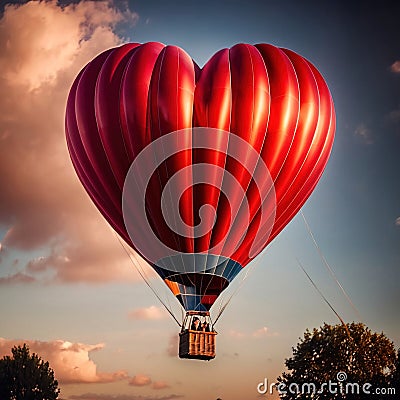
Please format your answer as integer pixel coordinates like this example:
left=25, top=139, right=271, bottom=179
left=0, top=1, right=399, bottom=399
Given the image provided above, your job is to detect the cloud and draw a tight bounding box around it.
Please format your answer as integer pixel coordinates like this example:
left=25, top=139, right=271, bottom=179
left=395, top=217, right=400, bottom=226
left=383, top=105, right=400, bottom=137
left=390, top=61, right=400, bottom=73
left=0, top=0, right=138, bottom=90
left=129, top=306, right=168, bottom=320
left=0, top=338, right=128, bottom=384
left=252, top=326, right=269, bottom=337
left=152, top=381, right=170, bottom=390
left=252, top=326, right=279, bottom=338
left=69, top=394, right=183, bottom=400
left=129, top=374, right=152, bottom=387
left=228, top=329, right=246, bottom=339
left=0, top=272, right=36, bottom=285
left=0, top=0, right=149, bottom=284
left=128, top=373, right=172, bottom=391
left=354, top=123, right=373, bottom=145
left=384, top=106, right=400, bottom=136
left=228, top=327, right=279, bottom=339
left=388, top=109, right=400, bottom=122
left=166, top=335, right=178, bottom=357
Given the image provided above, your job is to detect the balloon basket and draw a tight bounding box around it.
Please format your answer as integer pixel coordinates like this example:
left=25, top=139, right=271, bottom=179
left=178, top=311, right=217, bottom=360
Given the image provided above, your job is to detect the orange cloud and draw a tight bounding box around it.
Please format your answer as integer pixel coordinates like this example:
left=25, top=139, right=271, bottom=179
left=129, top=373, right=152, bottom=386
left=129, top=374, right=172, bottom=391
left=253, top=326, right=279, bottom=338
left=0, top=0, right=151, bottom=284
left=390, top=60, right=400, bottom=73
left=0, top=1, right=137, bottom=90
left=228, top=329, right=246, bottom=339
left=128, top=306, right=168, bottom=320
left=0, top=338, right=128, bottom=384
left=228, top=326, right=279, bottom=339
left=152, top=381, right=171, bottom=390
left=70, top=394, right=183, bottom=400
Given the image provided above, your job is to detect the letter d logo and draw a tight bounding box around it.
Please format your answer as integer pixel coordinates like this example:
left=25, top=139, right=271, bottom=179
left=257, top=378, right=268, bottom=395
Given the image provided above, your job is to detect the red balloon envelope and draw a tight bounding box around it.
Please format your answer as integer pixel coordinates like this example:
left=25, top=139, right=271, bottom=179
left=65, top=42, right=335, bottom=312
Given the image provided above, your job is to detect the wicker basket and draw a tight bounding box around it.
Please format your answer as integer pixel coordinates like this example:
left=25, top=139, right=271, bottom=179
left=179, top=330, right=217, bottom=360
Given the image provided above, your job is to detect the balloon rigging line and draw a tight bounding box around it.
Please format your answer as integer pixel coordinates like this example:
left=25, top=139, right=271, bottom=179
left=215, top=291, right=226, bottom=321
left=300, top=210, right=361, bottom=320
left=180, top=307, right=185, bottom=323
left=124, top=240, right=181, bottom=325
left=113, top=231, right=181, bottom=327
left=294, top=256, right=351, bottom=337
left=122, top=237, right=181, bottom=327
left=213, top=222, right=279, bottom=325
left=129, top=248, right=181, bottom=326
left=213, top=253, right=262, bottom=326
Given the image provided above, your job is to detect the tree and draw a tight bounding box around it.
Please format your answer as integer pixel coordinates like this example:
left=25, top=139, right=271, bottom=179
left=277, top=322, right=396, bottom=399
left=0, top=343, right=60, bottom=400
left=392, top=348, right=400, bottom=395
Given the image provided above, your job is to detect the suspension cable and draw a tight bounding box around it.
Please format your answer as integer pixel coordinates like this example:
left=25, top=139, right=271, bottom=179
left=114, top=232, right=181, bottom=327
left=214, top=209, right=359, bottom=336
left=213, top=253, right=263, bottom=326
left=300, top=210, right=361, bottom=320
left=294, top=256, right=351, bottom=337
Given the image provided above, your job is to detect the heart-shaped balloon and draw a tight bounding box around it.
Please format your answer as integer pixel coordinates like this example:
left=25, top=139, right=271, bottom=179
left=66, top=42, right=335, bottom=311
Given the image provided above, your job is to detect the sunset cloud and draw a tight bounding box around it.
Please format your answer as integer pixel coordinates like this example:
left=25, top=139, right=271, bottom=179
left=128, top=374, right=172, bottom=392
left=390, top=60, right=400, bottom=73
left=0, top=338, right=128, bottom=384
left=0, top=0, right=148, bottom=284
left=152, top=381, right=171, bottom=390
left=0, top=1, right=136, bottom=90
left=70, top=394, right=183, bottom=400
left=228, top=329, right=246, bottom=339
left=252, top=326, right=269, bottom=337
left=228, top=327, right=279, bottom=339
left=129, top=373, right=152, bottom=386
left=252, top=326, right=279, bottom=338
left=129, top=306, right=168, bottom=320
left=0, top=272, right=36, bottom=285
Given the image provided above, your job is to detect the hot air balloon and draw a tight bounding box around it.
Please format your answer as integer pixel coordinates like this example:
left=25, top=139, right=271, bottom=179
left=65, top=42, right=335, bottom=360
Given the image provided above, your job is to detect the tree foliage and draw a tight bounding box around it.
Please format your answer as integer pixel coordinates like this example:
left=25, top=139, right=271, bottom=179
left=392, top=348, right=400, bottom=395
left=277, top=322, right=397, bottom=399
left=0, top=343, right=60, bottom=400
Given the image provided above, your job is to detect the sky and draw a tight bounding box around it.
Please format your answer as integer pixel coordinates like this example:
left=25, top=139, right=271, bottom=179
left=0, top=0, right=399, bottom=399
